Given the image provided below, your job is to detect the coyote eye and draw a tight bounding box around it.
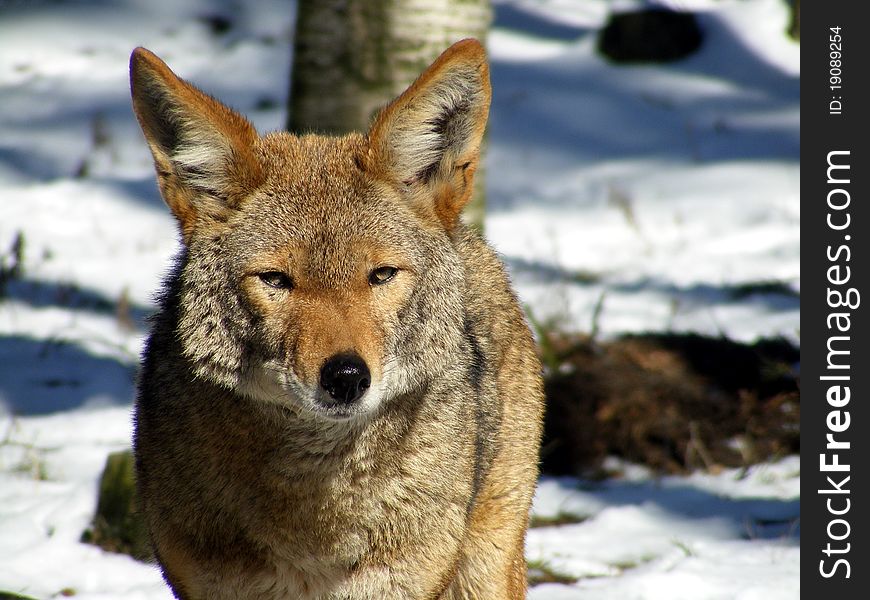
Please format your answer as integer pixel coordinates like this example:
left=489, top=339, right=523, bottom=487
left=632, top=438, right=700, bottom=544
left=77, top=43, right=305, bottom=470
left=369, top=266, right=398, bottom=285
left=258, top=271, right=293, bottom=290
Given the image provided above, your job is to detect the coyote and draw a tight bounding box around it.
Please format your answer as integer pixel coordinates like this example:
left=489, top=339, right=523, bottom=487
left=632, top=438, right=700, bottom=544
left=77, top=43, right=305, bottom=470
left=131, top=39, right=544, bottom=599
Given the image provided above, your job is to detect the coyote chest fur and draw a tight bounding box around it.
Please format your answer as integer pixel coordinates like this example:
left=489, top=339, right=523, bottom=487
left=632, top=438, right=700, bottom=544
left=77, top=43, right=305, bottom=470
left=131, top=39, right=544, bottom=599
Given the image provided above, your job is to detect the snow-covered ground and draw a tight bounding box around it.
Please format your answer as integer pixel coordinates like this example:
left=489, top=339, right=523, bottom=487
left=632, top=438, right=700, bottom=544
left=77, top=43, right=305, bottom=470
left=0, top=0, right=799, bottom=597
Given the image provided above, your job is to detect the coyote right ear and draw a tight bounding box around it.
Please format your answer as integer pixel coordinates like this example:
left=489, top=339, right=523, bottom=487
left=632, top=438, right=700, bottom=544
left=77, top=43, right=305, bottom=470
left=364, top=39, right=491, bottom=231
left=130, top=48, right=263, bottom=242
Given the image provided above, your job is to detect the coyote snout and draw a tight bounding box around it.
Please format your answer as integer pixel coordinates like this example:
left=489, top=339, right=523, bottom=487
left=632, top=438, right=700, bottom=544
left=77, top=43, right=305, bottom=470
left=132, top=39, right=544, bottom=600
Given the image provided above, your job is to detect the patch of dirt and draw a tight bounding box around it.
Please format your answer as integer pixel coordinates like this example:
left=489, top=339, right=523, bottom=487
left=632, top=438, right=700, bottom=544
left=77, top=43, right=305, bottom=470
left=539, top=332, right=799, bottom=475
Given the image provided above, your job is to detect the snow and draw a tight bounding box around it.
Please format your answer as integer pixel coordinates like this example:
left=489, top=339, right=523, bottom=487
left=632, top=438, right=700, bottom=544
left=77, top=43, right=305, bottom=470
left=0, top=0, right=798, bottom=597
left=486, top=0, right=799, bottom=343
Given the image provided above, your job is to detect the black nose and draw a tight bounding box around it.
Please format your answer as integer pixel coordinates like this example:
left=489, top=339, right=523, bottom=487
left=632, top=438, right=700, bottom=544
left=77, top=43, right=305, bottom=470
left=319, top=353, right=371, bottom=404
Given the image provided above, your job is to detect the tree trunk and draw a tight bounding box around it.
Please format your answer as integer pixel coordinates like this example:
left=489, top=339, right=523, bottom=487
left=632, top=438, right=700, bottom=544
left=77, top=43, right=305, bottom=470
left=787, top=0, right=799, bottom=41
left=288, top=0, right=492, bottom=229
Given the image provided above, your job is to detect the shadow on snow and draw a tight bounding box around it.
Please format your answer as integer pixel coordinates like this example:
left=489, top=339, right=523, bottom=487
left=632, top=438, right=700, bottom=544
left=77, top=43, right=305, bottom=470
left=504, top=255, right=799, bottom=314
left=0, top=334, right=137, bottom=416
left=2, top=275, right=153, bottom=329
left=542, top=474, right=800, bottom=542
left=486, top=3, right=799, bottom=214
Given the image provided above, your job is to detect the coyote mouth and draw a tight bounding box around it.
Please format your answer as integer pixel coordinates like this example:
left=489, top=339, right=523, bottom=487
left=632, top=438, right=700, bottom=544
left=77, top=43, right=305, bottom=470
left=311, top=396, right=364, bottom=420
left=310, top=379, right=384, bottom=421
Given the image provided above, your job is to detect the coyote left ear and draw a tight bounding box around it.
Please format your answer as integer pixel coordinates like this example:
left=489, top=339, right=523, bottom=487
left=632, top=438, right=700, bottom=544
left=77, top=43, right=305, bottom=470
left=130, top=47, right=264, bottom=243
left=365, top=39, right=491, bottom=230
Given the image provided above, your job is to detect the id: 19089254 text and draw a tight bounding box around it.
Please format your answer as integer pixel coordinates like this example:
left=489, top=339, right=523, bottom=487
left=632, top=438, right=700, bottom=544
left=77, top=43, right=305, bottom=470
left=830, top=26, right=843, bottom=115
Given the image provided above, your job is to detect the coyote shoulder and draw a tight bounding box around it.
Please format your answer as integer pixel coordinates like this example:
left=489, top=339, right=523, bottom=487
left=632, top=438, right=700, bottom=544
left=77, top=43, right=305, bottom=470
left=131, top=39, right=544, bottom=599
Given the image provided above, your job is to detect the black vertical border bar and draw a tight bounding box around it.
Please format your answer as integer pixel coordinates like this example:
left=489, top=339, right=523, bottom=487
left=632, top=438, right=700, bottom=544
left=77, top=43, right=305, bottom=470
left=803, top=1, right=869, bottom=596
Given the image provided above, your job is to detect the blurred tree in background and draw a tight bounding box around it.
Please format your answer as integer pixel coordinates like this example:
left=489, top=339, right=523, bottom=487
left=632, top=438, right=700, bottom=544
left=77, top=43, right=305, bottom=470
left=288, top=0, right=491, bottom=228
left=788, top=0, right=800, bottom=40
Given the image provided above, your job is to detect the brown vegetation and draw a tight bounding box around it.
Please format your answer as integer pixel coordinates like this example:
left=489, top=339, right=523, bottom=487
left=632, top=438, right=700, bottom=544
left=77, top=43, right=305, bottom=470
left=539, top=332, right=799, bottom=476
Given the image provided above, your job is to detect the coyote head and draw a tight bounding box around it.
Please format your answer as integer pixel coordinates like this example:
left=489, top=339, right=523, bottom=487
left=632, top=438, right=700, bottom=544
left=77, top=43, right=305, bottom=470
left=131, top=40, right=490, bottom=420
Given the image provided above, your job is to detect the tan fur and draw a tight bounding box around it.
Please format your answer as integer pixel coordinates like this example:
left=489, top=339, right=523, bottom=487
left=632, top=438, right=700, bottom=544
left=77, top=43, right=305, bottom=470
left=131, top=39, right=544, bottom=599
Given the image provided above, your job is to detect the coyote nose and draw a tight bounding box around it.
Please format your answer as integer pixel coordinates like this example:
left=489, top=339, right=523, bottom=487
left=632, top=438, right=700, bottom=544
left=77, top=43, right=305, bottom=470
left=320, top=353, right=371, bottom=404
